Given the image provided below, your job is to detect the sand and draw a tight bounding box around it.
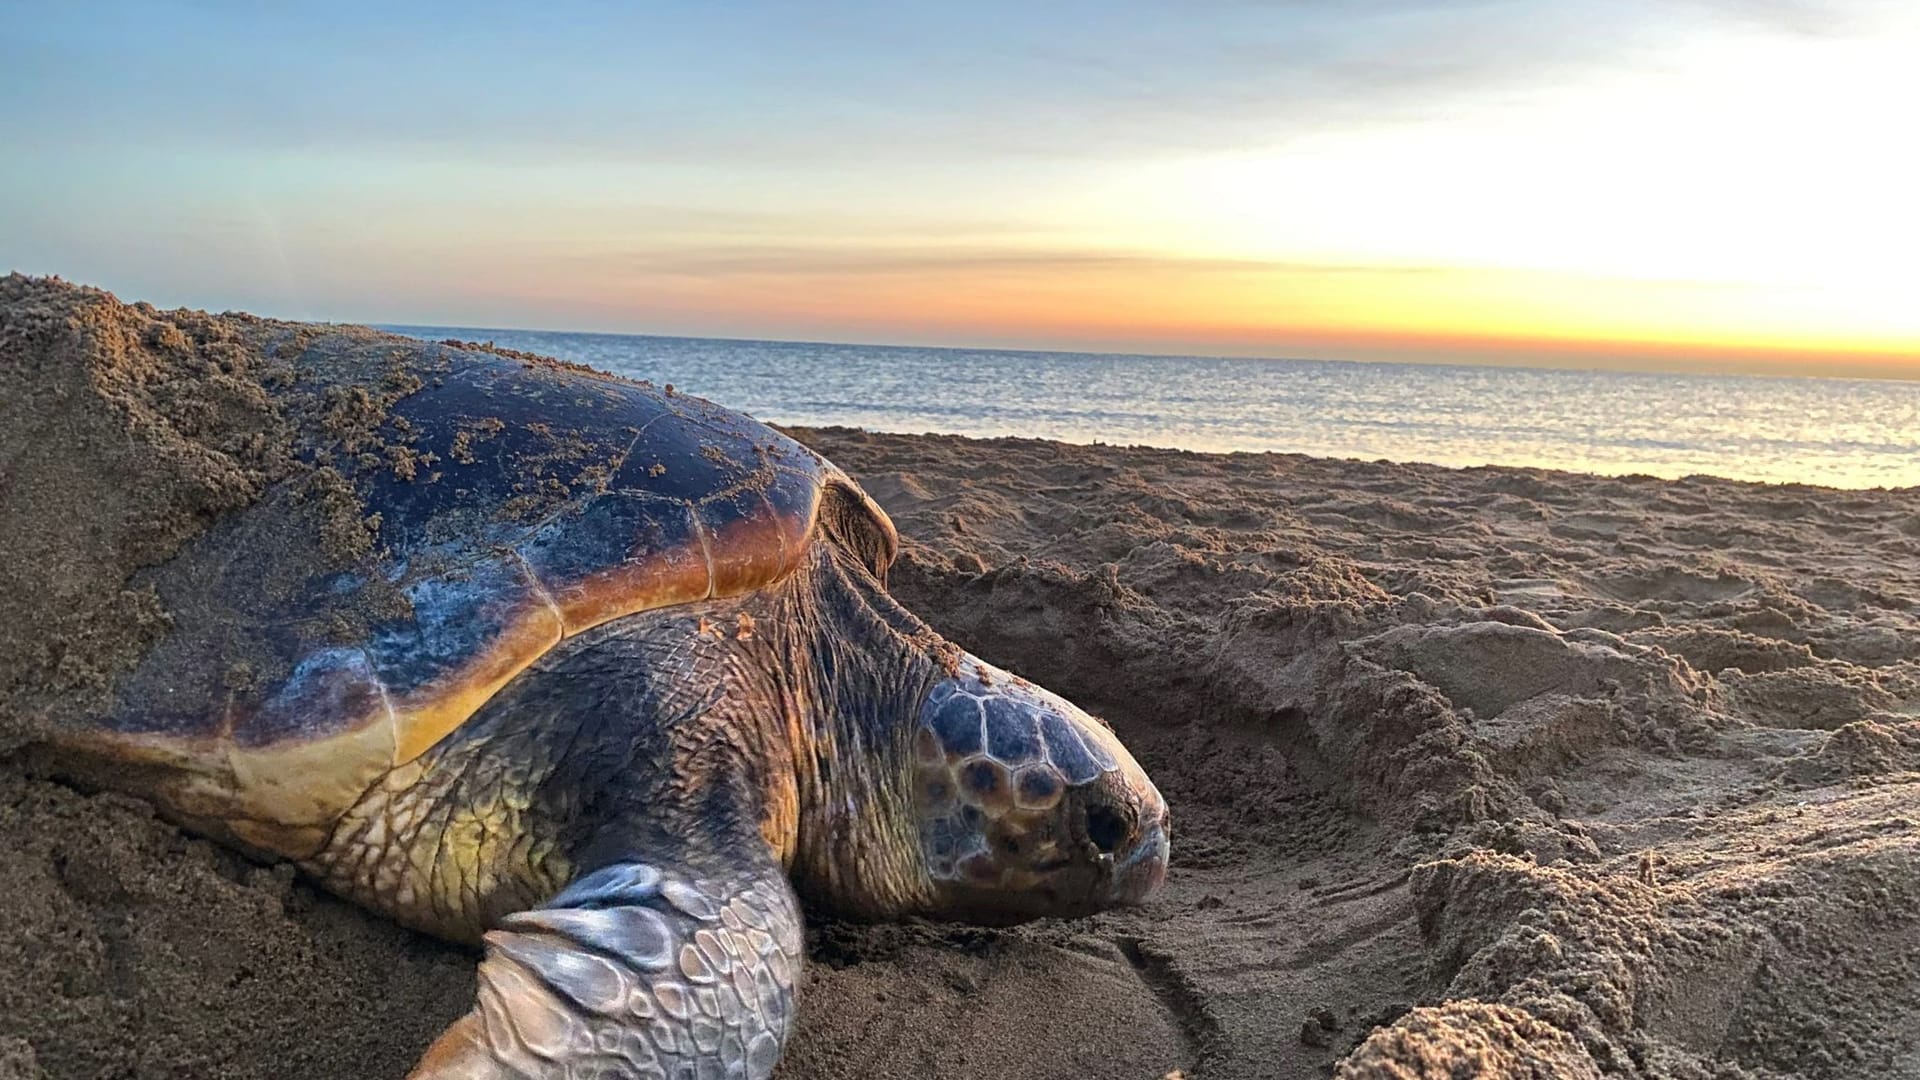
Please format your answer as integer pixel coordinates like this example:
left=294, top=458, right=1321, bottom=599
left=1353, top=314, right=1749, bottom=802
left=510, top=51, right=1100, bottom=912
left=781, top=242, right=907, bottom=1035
left=4, top=282, right=1920, bottom=1078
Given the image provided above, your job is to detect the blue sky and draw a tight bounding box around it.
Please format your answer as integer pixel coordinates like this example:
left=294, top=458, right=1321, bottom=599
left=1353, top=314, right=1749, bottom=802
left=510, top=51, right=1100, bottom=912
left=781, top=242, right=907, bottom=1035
left=5, top=1, right=1916, bottom=373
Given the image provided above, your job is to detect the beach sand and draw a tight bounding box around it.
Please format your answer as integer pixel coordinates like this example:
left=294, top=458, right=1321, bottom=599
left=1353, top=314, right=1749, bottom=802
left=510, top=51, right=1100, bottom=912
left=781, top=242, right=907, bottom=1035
left=4, top=280, right=1920, bottom=1078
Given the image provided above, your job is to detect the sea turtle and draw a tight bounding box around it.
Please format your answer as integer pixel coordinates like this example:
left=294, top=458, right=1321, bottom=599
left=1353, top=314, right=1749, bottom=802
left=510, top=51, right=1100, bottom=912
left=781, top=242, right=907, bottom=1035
left=23, top=324, right=1170, bottom=1079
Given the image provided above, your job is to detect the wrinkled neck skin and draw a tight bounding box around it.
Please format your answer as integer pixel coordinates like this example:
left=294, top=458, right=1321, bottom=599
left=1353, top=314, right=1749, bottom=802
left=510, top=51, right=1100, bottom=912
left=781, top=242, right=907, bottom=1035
left=556, top=534, right=952, bottom=910
left=569, top=541, right=943, bottom=917
left=548, top=539, right=945, bottom=918
left=772, top=546, right=948, bottom=918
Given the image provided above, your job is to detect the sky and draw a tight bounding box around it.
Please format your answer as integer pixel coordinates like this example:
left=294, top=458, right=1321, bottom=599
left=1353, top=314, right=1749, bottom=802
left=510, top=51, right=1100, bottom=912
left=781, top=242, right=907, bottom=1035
left=3, top=0, right=1917, bottom=377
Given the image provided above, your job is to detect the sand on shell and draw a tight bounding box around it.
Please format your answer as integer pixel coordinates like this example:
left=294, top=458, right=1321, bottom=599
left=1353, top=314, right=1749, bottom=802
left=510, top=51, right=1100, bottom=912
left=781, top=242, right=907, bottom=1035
left=4, top=284, right=1920, bottom=1078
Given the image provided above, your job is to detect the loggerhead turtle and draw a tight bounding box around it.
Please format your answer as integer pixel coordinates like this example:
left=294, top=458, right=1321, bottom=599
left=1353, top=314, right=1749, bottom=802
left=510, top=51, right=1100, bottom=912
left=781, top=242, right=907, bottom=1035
left=24, top=326, right=1171, bottom=1079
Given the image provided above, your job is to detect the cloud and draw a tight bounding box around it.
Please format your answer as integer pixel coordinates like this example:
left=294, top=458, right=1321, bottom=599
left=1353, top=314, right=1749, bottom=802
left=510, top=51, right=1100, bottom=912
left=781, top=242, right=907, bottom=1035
left=549, top=242, right=1459, bottom=280
left=1678, top=0, right=1889, bottom=36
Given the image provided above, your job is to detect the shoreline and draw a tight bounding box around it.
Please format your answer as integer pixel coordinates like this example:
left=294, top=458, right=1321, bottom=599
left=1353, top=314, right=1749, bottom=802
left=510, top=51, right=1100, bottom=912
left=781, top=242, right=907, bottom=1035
left=773, top=425, right=1920, bottom=492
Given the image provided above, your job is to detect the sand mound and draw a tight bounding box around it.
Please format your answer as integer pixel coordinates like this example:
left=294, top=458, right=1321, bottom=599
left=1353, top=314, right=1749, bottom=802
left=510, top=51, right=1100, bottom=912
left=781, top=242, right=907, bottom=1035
left=0, top=276, right=287, bottom=738
left=0, top=275, right=460, bottom=744
left=1337, top=1001, right=1603, bottom=1080
left=3, top=286, right=1919, bottom=1078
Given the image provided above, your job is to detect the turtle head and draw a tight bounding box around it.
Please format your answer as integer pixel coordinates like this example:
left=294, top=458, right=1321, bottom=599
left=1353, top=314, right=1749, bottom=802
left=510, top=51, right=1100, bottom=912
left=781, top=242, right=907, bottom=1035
left=906, top=653, right=1169, bottom=922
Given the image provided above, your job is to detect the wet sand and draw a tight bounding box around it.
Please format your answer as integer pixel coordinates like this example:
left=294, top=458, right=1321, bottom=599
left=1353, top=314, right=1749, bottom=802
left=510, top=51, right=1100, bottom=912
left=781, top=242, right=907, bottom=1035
left=4, top=281, right=1919, bottom=1077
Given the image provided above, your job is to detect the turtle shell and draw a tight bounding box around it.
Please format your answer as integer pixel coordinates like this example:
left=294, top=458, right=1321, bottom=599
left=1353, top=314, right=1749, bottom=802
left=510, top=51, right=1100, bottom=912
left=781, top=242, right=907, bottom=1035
left=81, top=333, right=892, bottom=856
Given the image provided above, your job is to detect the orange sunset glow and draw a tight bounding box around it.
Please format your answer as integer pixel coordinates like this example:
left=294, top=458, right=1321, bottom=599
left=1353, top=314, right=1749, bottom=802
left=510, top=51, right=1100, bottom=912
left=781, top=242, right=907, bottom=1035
left=5, top=2, right=1917, bottom=376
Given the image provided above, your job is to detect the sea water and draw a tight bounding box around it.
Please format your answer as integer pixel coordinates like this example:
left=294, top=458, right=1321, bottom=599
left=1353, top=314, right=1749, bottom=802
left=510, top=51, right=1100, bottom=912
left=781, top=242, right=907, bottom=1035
left=387, top=326, right=1920, bottom=490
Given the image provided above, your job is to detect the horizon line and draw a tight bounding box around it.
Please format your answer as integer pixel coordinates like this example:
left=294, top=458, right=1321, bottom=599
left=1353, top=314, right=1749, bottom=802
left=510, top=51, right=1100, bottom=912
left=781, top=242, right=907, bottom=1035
left=377, top=319, right=1920, bottom=387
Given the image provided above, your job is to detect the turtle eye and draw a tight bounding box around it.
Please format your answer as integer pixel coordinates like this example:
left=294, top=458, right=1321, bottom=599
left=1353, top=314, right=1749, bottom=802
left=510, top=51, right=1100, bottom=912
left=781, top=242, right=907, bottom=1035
left=1084, top=805, right=1128, bottom=855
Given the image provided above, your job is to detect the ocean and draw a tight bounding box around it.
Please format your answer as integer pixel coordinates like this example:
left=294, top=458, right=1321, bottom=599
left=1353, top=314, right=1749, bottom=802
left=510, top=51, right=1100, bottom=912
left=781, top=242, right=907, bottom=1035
left=386, top=327, right=1920, bottom=490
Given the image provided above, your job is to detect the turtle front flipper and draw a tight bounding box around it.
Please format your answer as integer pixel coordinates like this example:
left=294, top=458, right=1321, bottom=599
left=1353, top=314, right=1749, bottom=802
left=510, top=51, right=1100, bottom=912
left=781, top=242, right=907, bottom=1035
left=409, top=859, right=802, bottom=1080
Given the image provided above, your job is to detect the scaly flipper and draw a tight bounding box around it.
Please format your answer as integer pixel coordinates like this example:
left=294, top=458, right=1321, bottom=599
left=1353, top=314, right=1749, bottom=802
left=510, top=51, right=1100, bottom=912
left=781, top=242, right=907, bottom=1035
left=408, top=859, right=802, bottom=1080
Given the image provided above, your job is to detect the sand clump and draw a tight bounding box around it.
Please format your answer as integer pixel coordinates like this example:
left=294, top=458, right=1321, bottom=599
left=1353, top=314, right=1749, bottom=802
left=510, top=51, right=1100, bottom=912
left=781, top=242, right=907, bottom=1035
left=0, top=276, right=288, bottom=737
left=1336, top=1001, right=1605, bottom=1080
left=0, top=276, right=462, bottom=742
left=3, top=286, right=1919, bottom=1078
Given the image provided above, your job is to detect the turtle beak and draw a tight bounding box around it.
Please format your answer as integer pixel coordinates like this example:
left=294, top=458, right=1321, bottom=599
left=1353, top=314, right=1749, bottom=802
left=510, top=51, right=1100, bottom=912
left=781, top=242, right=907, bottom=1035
left=1109, top=803, right=1170, bottom=906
